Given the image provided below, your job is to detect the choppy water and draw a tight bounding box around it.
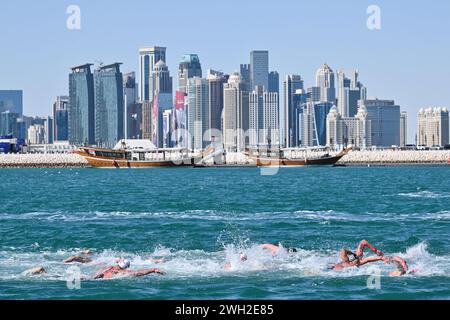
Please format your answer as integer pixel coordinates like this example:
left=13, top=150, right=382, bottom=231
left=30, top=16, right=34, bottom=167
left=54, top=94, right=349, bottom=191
left=0, top=167, right=449, bottom=300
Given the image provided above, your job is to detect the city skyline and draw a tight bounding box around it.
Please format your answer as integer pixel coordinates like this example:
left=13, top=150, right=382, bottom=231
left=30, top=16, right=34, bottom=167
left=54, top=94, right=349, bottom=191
left=1, top=1, right=450, bottom=144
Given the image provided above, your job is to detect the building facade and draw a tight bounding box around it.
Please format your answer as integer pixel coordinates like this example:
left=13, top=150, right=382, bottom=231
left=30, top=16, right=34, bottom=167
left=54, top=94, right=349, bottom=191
left=360, top=99, right=400, bottom=147
left=53, top=96, right=69, bottom=142
left=418, top=107, right=449, bottom=147
left=139, top=46, right=166, bottom=101
left=249, top=87, right=279, bottom=148
left=187, top=78, right=210, bottom=150
left=123, top=72, right=139, bottom=139
left=400, top=111, right=407, bottom=147
left=337, top=70, right=366, bottom=117
left=326, top=105, right=372, bottom=149
left=250, top=50, right=269, bottom=90
left=179, top=54, right=202, bottom=94
left=207, top=70, right=227, bottom=133
left=284, top=75, right=304, bottom=147
left=68, top=64, right=95, bottom=145
left=223, top=73, right=249, bottom=151
left=316, top=64, right=335, bottom=104
left=94, top=63, right=124, bottom=148
left=0, top=90, right=23, bottom=115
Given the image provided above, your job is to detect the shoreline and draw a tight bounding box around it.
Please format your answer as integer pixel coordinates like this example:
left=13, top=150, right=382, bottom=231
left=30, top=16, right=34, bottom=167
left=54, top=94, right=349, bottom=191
left=0, top=150, right=449, bottom=169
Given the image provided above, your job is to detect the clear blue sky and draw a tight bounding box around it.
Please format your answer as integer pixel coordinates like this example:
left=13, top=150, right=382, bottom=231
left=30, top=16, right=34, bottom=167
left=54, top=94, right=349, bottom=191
left=1, top=0, right=450, bottom=143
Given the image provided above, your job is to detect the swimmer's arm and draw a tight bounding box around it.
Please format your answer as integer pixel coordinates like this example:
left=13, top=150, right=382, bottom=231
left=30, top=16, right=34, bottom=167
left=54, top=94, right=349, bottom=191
left=132, top=268, right=165, bottom=276
left=259, top=244, right=279, bottom=254
left=357, top=256, right=384, bottom=266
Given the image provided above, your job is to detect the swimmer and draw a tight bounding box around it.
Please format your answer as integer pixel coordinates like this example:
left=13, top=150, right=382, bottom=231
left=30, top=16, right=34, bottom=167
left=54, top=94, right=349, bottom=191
left=64, top=249, right=94, bottom=264
left=224, top=253, right=248, bottom=270
left=24, top=266, right=46, bottom=276
left=92, top=259, right=165, bottom=280
left=332, top=240, right=384, bottom=270
left=259, top=244, right=298, bottom=255
left=382, top=256, right=409, bottom=277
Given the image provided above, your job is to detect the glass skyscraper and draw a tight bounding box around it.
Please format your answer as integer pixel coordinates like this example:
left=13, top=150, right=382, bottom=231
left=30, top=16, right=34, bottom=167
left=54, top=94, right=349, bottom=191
left=0, top=90, right=23, bottom=115
left=250, top=50, right=269, bottom=91
left=68, top=64, right=95, bottom=145
left=179, top=54, right=202, bottom=94
left=139, top=46, right=166, bottom=102
left=53, top=96, right=69, bottom=141
left=94, top=63, right=124, bottom=148
left=187, top=77, right=209, bottom=150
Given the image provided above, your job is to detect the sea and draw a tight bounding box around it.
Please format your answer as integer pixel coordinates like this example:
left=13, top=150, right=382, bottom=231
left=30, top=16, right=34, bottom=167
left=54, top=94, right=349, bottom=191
left=0, top=166, right=449, bottom=300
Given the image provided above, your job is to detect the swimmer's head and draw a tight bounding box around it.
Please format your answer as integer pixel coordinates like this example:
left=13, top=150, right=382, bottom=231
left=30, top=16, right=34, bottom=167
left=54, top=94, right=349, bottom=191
left=117, top=259, right=130, bottom=269
left=287, top=248, right=298, bottom=253
left=239, top=253, right=248, bottom=262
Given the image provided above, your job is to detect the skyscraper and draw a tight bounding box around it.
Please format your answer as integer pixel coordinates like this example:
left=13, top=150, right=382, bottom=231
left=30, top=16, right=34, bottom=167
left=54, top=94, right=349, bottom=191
left=400, top=111, right=407, bottom=147
left=326, top=105, right=372, bottom=149
left=123, top=72, right=139, bottom=139
left=418, top=107, right=449, bottom=147
left=250, top=50, right=269, bottom=90
left=139, top=46, right=166, bottom=101
left=141, top=101, right=153, bottom=140
left=249, top=87, right=279, bottom=147
left=316, top=64, right=335, bottom=104
left=0, top=111, right=19, bottom=136
left=187, top=78, right=209, bottom=150
left=0, top=90, right=23, bottom=115
left=53, top=96, right=69, bottom=142
left=337, top=70, right=366, bottom=117
left=284, top=75, right=304, bottom=147
left=150, top=60, right=173, bottom=147
left=178, top=54, right=202, bottom=94
left=68, top=64, right=95, bottom=145
left=223, top=72, right=249, bottom=151
left=239, top=64, right=251, bottom=91
left=302, top=102, right=333, bottom=147
left=44, top=116, right=53, bottom=144
left=359, top=99, right=401, bottom=147
left=268, top=71, right=279, bottom=93
left=207, top=69, right=227, bottom=133
left=94, top=63, right=124, bottom=148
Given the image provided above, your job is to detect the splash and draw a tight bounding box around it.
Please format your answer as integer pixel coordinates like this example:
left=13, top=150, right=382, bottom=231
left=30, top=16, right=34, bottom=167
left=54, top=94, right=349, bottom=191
left=0, top=242, right=447, bottom=282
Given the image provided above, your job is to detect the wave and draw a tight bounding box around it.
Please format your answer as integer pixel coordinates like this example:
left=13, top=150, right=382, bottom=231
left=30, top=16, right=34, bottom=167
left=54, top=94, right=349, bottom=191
left=0, top=242, right=448, bottom=282
left=1, top=209, right=449, bottom=223
left=398, top=191, right=450, bottom=199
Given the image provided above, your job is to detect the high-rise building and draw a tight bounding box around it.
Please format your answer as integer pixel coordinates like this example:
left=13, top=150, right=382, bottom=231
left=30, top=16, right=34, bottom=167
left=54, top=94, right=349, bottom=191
left=0, top=90, right=23, bottom=115
left=94, top=63, right=124, bottom=148
left=316, top=64, right=335, bottom=104
left=302, top=102, right=333, bottom=147
left=337, top=70, right=366, bottom=117
left=239, top=64, right=251, bottom=91
left=250, top=50, right=269, bottom=90
left=307, top=86, right=321, bottom=103
left=139, top=46, right=166, bottom=101
left=53, top=96, right=69, bottom=142
left=268, top=71, right=279, bottom=93
left=223, top=72, right=249, bottom=151
left=326, top=105, right=372, bottom=149
left=418, top=107, right=449, bottom=147
left=249, top=87, right=279, bottom=147
left=187, top=78, right=209, bottom=150
left=400, top=111, right=407, bottom=147
left=27, top=124, right=45, bottom=145
left=179, top=54, right=202, bottom=94
left=359, top=99, right=401, bottom=147
left=68, top=64, right=95, bottom=145
left=0, top=111, right=19, bottom=136
left=150, top=60, right=173, bottom=96
left=141, top=101, right=153, bottom=140
left=207, top=70, right=227, bottom=133
left=284, top=75, right=304, bottom=147
left=123, top=72, right=139, bottom=139
left=44, top=116, right=54, bottom=144
left=162, top=109, right=174, bottom=148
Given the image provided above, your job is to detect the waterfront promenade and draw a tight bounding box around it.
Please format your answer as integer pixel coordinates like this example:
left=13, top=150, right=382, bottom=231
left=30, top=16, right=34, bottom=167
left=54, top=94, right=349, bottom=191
left=0, top=150, right=449, bottom=168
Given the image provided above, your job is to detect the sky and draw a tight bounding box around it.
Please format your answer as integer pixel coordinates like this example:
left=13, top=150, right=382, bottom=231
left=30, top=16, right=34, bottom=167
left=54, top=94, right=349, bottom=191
left=1, top=0, right=450, bottom=143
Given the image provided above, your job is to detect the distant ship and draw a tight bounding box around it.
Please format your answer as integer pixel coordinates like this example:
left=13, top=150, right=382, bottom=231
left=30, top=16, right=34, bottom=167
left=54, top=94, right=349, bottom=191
left=250, top=147, right=351, bottom=167
left=75, top=140, right=194, bottom=168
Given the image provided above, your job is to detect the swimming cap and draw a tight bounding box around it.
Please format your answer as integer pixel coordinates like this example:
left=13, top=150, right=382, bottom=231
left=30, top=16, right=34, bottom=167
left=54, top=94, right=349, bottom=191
left=118, top=259, right=130, bottom=269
